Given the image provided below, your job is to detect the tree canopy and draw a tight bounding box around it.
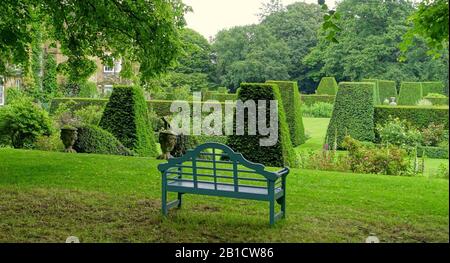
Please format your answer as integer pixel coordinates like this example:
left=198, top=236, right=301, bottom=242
left=0, top=0, right=188, bottom=82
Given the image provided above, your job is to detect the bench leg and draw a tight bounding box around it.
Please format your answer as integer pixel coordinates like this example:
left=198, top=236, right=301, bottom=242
left=269, top=199, right=275, bottom=226
left=281, top=196, right=286, bottom=219
left=162, top=184, right=168, bottom=216
left=177, top=193, right=183, bottom=208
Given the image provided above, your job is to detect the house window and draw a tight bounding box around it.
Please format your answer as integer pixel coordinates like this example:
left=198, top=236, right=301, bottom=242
left=104, top=65, right=114, bottom=73
left=15, top=79, right=21, bottom=88
left=104, top=85, right=113, bottom=95
left=0, top=85, right=4, bottom=106
left=103, top=59, right=122, bottom=73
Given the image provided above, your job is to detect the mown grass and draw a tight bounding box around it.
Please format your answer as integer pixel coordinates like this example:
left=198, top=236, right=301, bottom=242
left=0, top=148, right=448, bottom=243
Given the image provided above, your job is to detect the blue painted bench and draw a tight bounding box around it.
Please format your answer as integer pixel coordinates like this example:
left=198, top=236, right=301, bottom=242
left=157, top=143, right=289, bottom=226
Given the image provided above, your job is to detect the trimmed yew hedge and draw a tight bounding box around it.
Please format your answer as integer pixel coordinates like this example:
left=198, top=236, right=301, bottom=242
left=227, top=83, right=299, bottom=168
left=301, top=95, right=336, bottom=106
left=374, top=106, right=449, bottom=129
left=266, top=80, right=306, bottom=146
left=99, top=86, right=158, bottom=157
left=316, top=77, right=339, bottom=95
left=378, top=80, right=397, bottom=102
left=74, top=125, right=133, bottom=156
left=362, top=79, right=381, bottom=105
left=204, top=92, right=237, bottom=102
left=425, top=97, right=449, bottom=106
left=417, top=146, right=449, bottom=159
left=398, top=82, right=423, bottom=105
left=326, top=82, right=376, bottom=148
left=422, top=82, right=445, bottom=96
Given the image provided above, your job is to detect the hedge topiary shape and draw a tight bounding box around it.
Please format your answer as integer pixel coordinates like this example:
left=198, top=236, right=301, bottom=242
left=378, top=80, right=397, bottom=102
left=398, top=82, right=423, bottom=105
left=316, top=77, right=339, bottom=95
left=422, top=82, right=445, bottom=96
left=326, top=82, right=376, bottom=149
left=362, top=79, right=382, bottom=105
left=227, top=83, right=299, bottom=168
left=99, top=86, right=158, bottom=157
left=266, top=80, right=306, bottom=146
left=74, top=125, right=133, bottom=156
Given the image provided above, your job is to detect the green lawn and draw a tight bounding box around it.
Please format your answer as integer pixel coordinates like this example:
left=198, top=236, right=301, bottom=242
left=0, top=148, right=448, bottom=243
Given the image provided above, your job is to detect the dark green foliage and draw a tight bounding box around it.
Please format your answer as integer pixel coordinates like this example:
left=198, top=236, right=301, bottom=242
left=0, top=97, right=53, bottom=148
left=422, top=82, right=445, bottom=96
left=417, top=146, right=449, bottom=159
left=326, top=82, right=376, bottom=148
left=374, top=106, right=449, bottom=130
left=227, top=83, right=299, bottom=168
left=99, top=86, right=157, bottom=157
left=74, top=125, right=133, bottom=156
left=50, top=98, right=108, bottom=113
left=301, top=95, right=336, bottom=106
left=266, top=81, right=306, bottom=146
left=362, top=79, right=381, bottom=105
left=42, top=53, right=58, bottom=102
left=302, top=102, right=334, bottom=118
left=398, top=82, right=423, bottom=105
left=316, top=77, right=338, bottom=95
left=378, top=80, right=398, bottom=102
left=78, top=81, right=98, bottom=98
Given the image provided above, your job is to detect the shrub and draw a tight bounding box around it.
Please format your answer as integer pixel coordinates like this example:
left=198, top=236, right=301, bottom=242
left=421, top=123, right=446, bottom=147
left=99, top=86, right=158, bottom=157
left=398, top=82, right=423, bottom=105
left=362, top=79, right=381, bottom=105
left=0, top=97, right=53, bottom=148
left=342, top=136, right=412, bottom=176
left=302, top=102, right=334, bottom=118
left=326, top=82, right=376, bottom=148
left=74, top=125, right=133, bottom=156
left=316, top=77, right=338, bottom=95
left=374, top=106, right=449, bottom=129
left=266, top=80, right=306, bottom=146
left=431, top=163, right=449, bottom=179
left=424, top=93, right=448, bottom=105
left=298, top=147, right=350, bottom=172
left=422, top=82, right=445, bottom=96
left=301, top=94, right=336, bottom=106
left=376, top=117, right=422, bottom=150
left=74, top=105, right=104, bottom=126
left=227, top=83, right=299, bottom=168
left=378, top=80, right=397, bottom=102
left=217, top=87, right=228, bottom=94
left=417, top=146, right=449, bottom=159
left=78, top=81, right=99, bottom=98
left=33, top=132, right=65, bottom=152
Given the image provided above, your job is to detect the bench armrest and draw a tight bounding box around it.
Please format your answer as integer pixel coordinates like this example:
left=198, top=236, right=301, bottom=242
left=275, top=167, right=290, bottom=178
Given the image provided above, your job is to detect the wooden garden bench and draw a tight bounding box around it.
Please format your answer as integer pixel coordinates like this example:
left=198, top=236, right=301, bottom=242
left=157, top=143, right=289, bottom=226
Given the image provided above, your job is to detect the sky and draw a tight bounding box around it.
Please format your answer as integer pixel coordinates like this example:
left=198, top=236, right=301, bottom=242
left=183, top=0, right=337, bottom=39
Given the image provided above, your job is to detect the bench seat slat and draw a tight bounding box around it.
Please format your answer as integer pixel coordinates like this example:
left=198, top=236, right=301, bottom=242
left=167, top=180, right=283, bottom=196
left=166, top=172, right=268, bottom=182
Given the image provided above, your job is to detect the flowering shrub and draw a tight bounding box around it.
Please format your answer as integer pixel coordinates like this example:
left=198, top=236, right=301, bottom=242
left=421, top=122, right=446, bottom=147
left=376, top=117, right=422, bottom=150
left=342, top=136, right=413, bottom=176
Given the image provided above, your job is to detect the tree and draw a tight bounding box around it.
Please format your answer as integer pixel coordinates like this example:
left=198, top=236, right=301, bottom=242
left=0, top=0, right=188, bottom=82
left=303, top=0, right=448, bottom=89
left=42, top=52, right=58, bottom=102
left=258, top=0, right=285, bottom=21
left=213, top=25, right=291, bottom=91
left=400, top=0, right=449, bottom=57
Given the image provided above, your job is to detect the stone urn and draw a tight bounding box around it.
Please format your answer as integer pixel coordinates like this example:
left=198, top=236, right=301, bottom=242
left=389, top=97, right=397, bottom=106
left=60, top=126, right=78, bottom=153
left=158, top=130, right=178, bottom=160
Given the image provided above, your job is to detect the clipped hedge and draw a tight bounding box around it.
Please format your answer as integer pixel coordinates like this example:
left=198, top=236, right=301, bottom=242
left=204, top=92, right=237, bottom=102
left=417, top=146, right=449, bottom=159
left=227, top=83, right=299, bottom=168
left=266, top=80, right=306, bottom=146
left=422, top=82, right=445, bottom=96
left=326, top=82, right=376, bottom=148
left=301, top=95, right=336, bottom=106
left=99, top=86, right=158, bottom=157
left=362, top=79, right=381, bottom=105
left=50, top=98, right=108, bottom=113
left=74, top=125, right=133, bottom=156
left=316, top=77, right=338, bottom=95
left=378, top=80, right=397, bottom=102
left=398, top=82, right=423, bottom=105
left=425, top=97, right=449, bottom=106
left=374, top=106, right=449, bottom=129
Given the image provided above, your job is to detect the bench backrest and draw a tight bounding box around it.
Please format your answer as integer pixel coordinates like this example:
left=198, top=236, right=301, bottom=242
left=158, top=143, right=280, bottom=191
